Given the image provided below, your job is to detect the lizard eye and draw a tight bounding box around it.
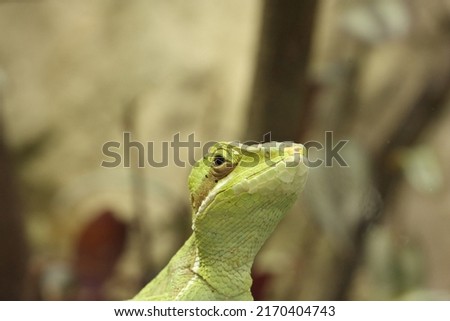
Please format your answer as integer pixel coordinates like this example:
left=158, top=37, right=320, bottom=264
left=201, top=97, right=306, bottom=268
left=213, top=155, right=226, bottom=167
left=211, top=153, right=235, bottom=179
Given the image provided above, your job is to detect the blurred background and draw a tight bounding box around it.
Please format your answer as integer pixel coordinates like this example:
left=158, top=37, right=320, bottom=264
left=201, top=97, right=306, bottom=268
left=1, top=0, right=450, bottom=300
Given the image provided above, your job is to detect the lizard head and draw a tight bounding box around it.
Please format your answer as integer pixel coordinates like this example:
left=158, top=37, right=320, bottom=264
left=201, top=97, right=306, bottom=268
left=188, top=141, right=308, bottom=219
left=187, top=141, right=308, bottom=296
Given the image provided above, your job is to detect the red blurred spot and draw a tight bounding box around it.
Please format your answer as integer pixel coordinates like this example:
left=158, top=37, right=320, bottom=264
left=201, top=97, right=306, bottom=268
left=251, top=267, right=273, bottom=301
left=73, top=210, right=127, bottom=300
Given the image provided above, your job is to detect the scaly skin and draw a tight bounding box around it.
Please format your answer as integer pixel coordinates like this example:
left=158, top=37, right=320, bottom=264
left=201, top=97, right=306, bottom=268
left=133, top=141, right=308, bottom=300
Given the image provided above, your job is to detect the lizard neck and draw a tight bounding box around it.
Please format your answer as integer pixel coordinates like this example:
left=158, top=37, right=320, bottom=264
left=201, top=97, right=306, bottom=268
left=192, top=191, right=300, bottom=299
left=193, top=229, right=255, bottom=299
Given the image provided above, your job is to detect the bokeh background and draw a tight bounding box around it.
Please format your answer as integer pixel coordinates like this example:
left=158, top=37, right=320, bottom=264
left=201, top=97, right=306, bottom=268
left=1, top=0, right=450, bottom=300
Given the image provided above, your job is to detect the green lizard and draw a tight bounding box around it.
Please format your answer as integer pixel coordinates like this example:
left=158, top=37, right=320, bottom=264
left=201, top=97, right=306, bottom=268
left=133, top=141, right=308, bottom=300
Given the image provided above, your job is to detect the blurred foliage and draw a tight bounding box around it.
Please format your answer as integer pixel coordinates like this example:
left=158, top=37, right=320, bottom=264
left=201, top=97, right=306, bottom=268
left=0, top=0, right=449, bottom=300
